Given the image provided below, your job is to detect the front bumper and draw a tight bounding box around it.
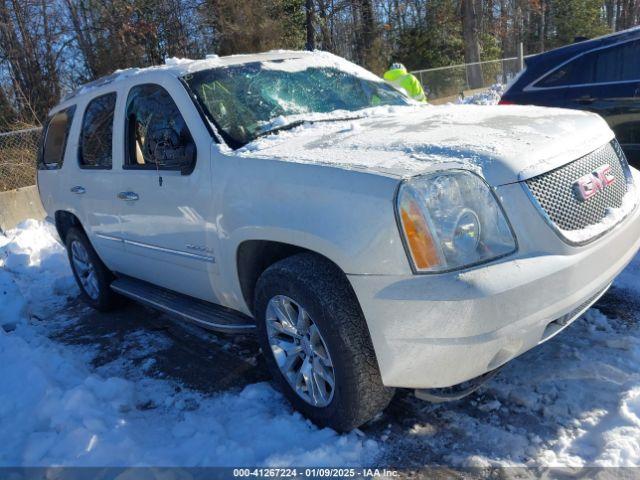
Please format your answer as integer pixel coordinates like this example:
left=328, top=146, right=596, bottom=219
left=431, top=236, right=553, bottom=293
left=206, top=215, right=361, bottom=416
left=349, top=177, right=640, bottom=390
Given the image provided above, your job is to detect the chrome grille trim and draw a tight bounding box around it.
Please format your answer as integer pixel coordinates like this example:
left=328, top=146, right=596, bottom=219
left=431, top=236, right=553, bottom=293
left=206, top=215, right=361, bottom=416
left=523, top=140, right=635, bottom=246
left=558, top=283, right=611, bottom=327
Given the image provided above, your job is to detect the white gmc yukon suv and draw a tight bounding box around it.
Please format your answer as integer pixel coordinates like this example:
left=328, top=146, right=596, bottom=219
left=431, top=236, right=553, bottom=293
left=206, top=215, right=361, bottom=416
left=37, top=51, right=640, bottom=431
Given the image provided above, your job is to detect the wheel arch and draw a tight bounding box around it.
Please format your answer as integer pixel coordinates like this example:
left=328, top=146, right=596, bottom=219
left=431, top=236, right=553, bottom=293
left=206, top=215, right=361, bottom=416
left=236, top=239, right=349, bottom=314
left=54, top=210, right=85, bottom=244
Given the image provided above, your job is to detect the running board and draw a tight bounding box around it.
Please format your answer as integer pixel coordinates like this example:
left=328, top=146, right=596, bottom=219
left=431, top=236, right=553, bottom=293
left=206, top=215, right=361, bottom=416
left=110, top=277, right=256, bottom=334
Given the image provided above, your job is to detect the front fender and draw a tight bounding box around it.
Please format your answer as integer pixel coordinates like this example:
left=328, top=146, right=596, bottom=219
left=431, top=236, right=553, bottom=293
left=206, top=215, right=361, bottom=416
left=213, top=154, right=412, bottom=313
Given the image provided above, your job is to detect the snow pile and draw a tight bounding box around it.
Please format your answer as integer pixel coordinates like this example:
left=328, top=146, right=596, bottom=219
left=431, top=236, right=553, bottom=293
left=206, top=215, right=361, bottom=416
left=0, top=221, right=377, bottom=466
left=457, top=84, right=505, bottom=105
left=485, top=305, right=640, bottom=467
left=0, top=220, right=75, bottom=323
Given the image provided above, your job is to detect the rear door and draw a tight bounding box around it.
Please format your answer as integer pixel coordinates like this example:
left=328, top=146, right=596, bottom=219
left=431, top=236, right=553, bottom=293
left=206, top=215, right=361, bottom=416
left=69, top=92, right=127, bottom=269
left=114, top=78, right=219, bottom=303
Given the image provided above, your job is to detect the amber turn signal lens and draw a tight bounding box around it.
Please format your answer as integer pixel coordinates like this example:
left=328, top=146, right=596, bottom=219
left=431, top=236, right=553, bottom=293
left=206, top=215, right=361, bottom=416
left=399, top=199, right=442, bottom=270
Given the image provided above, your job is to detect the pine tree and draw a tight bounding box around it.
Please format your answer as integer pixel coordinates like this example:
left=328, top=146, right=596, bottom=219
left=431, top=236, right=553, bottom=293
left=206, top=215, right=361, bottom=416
left=550, top=0, right=609, bottom=47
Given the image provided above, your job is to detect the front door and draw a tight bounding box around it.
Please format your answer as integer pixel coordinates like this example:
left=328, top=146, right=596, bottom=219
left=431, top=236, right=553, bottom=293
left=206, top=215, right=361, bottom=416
left=115, top=80, right=219, bottom=303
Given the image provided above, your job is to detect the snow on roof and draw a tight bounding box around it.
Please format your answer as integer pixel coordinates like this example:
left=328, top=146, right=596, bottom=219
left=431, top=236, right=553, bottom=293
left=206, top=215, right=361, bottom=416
left=60, top=50, right=379, bottom=106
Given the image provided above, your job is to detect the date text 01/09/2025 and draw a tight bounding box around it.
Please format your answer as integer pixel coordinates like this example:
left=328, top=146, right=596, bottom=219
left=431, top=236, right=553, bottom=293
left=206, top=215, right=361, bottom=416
left=232, top=468, right=400, bottom=478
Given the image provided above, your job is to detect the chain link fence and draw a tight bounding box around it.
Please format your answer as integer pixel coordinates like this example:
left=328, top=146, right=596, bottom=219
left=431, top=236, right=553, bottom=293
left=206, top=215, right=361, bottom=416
left=412, top=56, right=530, bottom=101
left=0, top=127, right=42, bottom=192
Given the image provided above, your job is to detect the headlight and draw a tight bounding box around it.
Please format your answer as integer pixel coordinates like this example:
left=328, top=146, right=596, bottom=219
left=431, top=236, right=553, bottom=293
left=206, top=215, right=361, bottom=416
left=396, top=170, right=517, bottom=273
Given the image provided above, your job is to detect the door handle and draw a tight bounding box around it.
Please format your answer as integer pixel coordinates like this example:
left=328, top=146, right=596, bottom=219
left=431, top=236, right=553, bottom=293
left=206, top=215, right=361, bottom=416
left=576, top=95, right=595, bottom=105
left=117, top=191, right=139, bottom=202
left=70, top=186, right=86, bottom=194
left=634, top=87, right=640, bottom=98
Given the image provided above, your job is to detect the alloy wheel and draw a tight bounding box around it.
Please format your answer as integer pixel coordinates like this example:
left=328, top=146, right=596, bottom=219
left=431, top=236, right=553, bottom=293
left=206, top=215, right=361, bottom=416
left=266, top=295, right=336, bottom=407
left=71, top=240, right=100, bottom=300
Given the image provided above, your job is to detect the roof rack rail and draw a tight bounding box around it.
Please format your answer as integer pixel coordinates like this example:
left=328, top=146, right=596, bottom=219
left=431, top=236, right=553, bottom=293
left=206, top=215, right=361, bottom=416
left=61, top=69, right=136, bottom=102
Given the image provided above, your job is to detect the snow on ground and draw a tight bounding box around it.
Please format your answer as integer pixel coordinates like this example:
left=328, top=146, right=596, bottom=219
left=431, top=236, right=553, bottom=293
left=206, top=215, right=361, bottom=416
left=2, top=219, right=640, bottom=468
left=0, top=220, right=376, bottom=467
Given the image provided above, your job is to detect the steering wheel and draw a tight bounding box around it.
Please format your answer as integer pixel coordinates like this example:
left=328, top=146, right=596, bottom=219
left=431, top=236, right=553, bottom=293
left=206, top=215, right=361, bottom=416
left=147, top=127, right=180, bottom=161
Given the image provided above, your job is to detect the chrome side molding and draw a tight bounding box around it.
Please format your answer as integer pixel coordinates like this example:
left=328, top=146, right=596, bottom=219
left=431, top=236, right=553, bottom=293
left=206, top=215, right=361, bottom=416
left=95, top=233, right=215, bottom=263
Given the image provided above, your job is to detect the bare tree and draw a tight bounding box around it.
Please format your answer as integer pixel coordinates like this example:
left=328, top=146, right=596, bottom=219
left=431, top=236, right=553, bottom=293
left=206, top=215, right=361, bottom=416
left=0, top=0, right=63, bottom=122
left=0, top=0, right=631, bottom=127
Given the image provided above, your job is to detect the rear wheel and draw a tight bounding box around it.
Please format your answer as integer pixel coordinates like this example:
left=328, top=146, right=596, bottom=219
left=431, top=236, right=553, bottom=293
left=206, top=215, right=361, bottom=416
left=65, top=228, right=122, bottom=311
left=254, top=253, right=394, bottom=432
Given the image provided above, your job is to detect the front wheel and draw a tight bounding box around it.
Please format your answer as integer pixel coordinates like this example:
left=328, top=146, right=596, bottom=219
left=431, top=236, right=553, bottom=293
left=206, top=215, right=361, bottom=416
left=254, top=253, right=394, bottom=432
left=65, top=227, right=122, bottom=311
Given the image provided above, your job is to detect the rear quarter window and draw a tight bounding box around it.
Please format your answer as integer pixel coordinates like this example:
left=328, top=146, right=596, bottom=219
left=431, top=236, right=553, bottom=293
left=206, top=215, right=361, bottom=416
left=38, top=106, right=76, bottom=170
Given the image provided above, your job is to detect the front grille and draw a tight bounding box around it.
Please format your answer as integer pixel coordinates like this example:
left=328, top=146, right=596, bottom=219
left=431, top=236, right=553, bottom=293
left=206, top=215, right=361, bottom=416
left=525, top=140, right=630, bottom=242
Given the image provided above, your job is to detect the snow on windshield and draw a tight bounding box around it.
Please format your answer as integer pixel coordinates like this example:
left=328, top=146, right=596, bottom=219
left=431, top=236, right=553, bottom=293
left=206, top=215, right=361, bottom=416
left=183, top=56, right=410, bottom=147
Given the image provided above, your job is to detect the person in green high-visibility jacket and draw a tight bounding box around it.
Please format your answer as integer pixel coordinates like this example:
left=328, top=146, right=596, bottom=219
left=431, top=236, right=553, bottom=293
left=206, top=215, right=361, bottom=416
left=383, top=62, right=427, bottom=103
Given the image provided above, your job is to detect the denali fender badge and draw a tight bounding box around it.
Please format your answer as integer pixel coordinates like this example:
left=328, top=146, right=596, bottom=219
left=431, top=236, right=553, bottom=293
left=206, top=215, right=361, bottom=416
left=186, top=244, right=214, bottom=254
left=573, top=164, right=615, bottom=202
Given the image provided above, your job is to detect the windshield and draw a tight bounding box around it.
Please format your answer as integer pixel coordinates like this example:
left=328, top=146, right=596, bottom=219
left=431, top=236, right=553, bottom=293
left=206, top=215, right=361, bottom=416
left=182, top=60, right=411, bottom=148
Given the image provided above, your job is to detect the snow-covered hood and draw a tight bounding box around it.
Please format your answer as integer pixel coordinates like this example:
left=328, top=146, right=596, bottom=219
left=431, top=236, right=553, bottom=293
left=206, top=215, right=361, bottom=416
left=237, top=104, right=615, bottom=186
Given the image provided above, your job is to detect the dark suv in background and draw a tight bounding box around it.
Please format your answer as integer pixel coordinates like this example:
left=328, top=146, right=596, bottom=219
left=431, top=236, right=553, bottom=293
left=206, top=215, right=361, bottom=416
left=501, top=27, right=640, bottom=166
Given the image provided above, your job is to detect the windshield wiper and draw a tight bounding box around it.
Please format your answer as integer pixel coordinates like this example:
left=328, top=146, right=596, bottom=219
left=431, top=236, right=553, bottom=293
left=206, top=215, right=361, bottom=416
left=254, top=115, right=365, bottom=140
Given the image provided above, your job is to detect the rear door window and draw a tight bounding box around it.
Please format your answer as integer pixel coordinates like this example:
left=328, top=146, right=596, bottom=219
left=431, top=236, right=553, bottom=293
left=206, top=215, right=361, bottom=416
left=79, top=93, right=116, bottom=169
left=38, top=106, right=76, bottom=170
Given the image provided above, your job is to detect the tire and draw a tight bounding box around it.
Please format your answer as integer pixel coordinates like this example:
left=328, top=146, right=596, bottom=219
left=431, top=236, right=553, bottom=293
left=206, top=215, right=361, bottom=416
left=65, top=227, right=122, bottom=312
left=254, top=253, right=394, bottom=432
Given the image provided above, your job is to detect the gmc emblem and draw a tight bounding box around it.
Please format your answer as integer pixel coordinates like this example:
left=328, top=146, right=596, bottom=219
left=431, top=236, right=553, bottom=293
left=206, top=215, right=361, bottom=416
left=573, top=164, right=615, bottom=202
